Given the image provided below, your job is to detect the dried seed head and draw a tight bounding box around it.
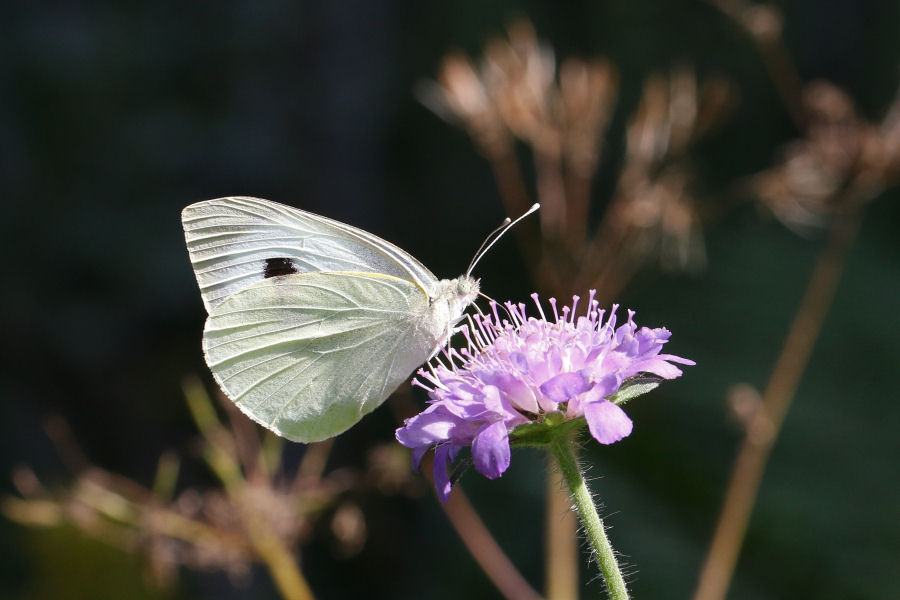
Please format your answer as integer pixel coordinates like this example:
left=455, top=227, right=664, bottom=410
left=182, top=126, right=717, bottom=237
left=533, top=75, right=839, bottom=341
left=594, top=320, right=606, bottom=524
left=753, top=80, right=900, bottom=230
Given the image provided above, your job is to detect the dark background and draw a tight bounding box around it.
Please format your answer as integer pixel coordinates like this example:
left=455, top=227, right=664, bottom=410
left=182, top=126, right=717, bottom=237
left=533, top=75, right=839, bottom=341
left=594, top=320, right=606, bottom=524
left=2, top=1, right=898, bottom=598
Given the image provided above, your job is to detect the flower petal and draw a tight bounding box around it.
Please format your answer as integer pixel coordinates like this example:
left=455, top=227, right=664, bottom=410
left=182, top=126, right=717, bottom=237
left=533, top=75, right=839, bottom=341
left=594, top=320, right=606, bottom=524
left=471, top=421, right=511, bottom=479
left=433, top=445, right=455, bottom=503
left=539, top=372, right=590, bottom=402
left=410, top=446, right=428, bottom=471
left=395, top=408, right=458, bottom=447
left=509, top=351, right=529, bottom=371
left=566, top=373, right=621, bottom=418
left=482, top=371, right=539, bottom=413
left=627, top=358, right=684, bottom=379
left=584, top=400, right=633, bottom=444
left=480, top=385, right=506, bottom=415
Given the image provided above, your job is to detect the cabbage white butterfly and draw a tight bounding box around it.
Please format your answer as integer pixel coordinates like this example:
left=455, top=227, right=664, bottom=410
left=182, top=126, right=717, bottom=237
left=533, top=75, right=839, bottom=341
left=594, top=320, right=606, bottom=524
left=182, top=196, right=536, bottom=442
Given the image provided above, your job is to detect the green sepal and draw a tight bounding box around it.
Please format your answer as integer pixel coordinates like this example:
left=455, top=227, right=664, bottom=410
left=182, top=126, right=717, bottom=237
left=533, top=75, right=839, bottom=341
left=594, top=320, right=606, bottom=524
left=509, top=413, right=587, bottom=448
left=607, top=377, right=660, bottom=406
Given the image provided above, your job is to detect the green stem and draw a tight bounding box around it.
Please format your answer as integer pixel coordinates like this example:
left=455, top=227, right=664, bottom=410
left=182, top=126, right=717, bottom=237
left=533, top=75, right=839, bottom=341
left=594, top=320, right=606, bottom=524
left=549, top=433, right=629, bottom=600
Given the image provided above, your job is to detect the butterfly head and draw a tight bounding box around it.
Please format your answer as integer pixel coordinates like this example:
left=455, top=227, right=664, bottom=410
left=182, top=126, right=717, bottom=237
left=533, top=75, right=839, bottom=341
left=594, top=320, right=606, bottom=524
left=454, top=275, right=480, bottom=302
left=432, top=276, right=479, bottom=323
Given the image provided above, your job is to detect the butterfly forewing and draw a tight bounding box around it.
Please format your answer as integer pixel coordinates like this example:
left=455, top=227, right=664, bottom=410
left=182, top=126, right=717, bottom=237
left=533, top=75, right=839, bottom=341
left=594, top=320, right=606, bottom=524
left=183, top=197, right=439, bottom=311
left=202, top=271, right=442, bottom=442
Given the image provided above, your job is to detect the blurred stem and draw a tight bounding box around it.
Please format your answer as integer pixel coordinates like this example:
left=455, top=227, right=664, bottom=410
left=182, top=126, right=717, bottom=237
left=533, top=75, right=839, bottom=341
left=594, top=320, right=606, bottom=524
left=756, top=33, right=807, bottom=130
left=242, top=513, right=316, bottom=600
left=291, top=439, right=334, bottom=500
left=392, top=393, right=540, bottom=599
left=183, top=377, right=315, bottom=600
left=183, top=377, right=244, bottom=491
left=77, top=479, right=247, bottom=550
left=549, top=432, right=629, bottom=600
left=563, top=167, right=593, bottom=242
left=692, top=195, right=869, bottom=600
left=424, top=454, right=543, bottom=600
left=260, top=433, right=286, bottom=480
left=151, top=451, right=179, bottom=501
left=534, top=149, right=568, bottom=240
left=43, top=414, right=90, bottom=473
left=3, top=473, right=251, bottom=555
left=576, top=204, right=637, bottom=306
left=487, top=150, right=542, bottom=270
left=219, top=391, right=267, bottom=481
left=298, top=439, right=334, bottom=481
left=489, top=150, right=533, bottom=223
left=705, top=0, right=807, bottom=129
left=545, top=466, right=579, bottom=600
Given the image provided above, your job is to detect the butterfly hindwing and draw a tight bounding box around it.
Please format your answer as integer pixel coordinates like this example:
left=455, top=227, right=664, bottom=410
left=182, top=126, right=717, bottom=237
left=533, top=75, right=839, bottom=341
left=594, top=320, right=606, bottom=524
left=202, top=271, right=441, bottom=442
left=182, top=197, right=439, bottom=311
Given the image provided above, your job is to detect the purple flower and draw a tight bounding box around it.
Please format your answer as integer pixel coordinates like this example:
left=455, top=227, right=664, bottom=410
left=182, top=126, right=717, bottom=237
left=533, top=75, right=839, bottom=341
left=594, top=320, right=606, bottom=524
left=395, top=291, right=695, bottom=502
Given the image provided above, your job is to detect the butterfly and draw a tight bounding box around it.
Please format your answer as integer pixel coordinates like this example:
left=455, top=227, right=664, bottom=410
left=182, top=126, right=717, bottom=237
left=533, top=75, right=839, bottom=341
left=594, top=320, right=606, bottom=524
left=182, top=196, right=488, bottom=442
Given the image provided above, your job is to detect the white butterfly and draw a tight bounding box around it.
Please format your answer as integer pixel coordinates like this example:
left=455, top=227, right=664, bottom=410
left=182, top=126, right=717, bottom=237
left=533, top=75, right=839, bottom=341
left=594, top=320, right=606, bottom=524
left=182, top=196, right=487, bottom=442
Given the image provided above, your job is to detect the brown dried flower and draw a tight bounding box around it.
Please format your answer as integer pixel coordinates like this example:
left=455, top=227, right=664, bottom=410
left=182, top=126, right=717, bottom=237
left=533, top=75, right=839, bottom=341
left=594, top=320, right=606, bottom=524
left=754, top=80, right=900, bottom=231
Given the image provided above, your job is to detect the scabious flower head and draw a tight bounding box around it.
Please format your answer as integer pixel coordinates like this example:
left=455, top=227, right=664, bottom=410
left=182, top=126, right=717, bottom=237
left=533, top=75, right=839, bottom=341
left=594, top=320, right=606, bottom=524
left=396, top=291, right=695, bottom=502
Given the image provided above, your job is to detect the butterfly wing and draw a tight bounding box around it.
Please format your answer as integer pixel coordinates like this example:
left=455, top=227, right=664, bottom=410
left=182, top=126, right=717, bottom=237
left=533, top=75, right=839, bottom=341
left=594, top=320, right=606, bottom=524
left=182, top=196, right=439, bottom=311
left=202, top=270, right=445, bottom=442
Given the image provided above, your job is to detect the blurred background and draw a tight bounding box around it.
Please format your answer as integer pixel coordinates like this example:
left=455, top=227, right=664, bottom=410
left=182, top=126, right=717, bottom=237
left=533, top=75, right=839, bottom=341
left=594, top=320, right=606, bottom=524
left=1, top=1, right=898, bottom=599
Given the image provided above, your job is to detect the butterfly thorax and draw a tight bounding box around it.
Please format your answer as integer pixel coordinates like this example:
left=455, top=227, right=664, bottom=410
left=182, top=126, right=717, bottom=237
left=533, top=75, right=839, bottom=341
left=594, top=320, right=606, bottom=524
left=426, top=276, right=479, bottom=346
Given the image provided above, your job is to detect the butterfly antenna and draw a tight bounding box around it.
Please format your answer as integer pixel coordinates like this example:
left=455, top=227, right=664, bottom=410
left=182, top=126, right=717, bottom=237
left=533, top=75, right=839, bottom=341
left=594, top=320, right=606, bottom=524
left=467, top=218, right=512, bottom=275
left=466, top=203, right=540, bottom=277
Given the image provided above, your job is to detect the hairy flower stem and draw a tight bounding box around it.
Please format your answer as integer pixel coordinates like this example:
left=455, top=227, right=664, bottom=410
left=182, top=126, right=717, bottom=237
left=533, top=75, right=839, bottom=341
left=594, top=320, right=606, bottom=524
left=550, top=432, right=629, bottom=600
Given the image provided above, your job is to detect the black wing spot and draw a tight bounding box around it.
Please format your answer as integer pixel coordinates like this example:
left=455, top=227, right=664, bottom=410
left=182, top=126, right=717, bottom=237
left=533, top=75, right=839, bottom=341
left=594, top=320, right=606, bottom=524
left=264, top=257, right=298, bottom=278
